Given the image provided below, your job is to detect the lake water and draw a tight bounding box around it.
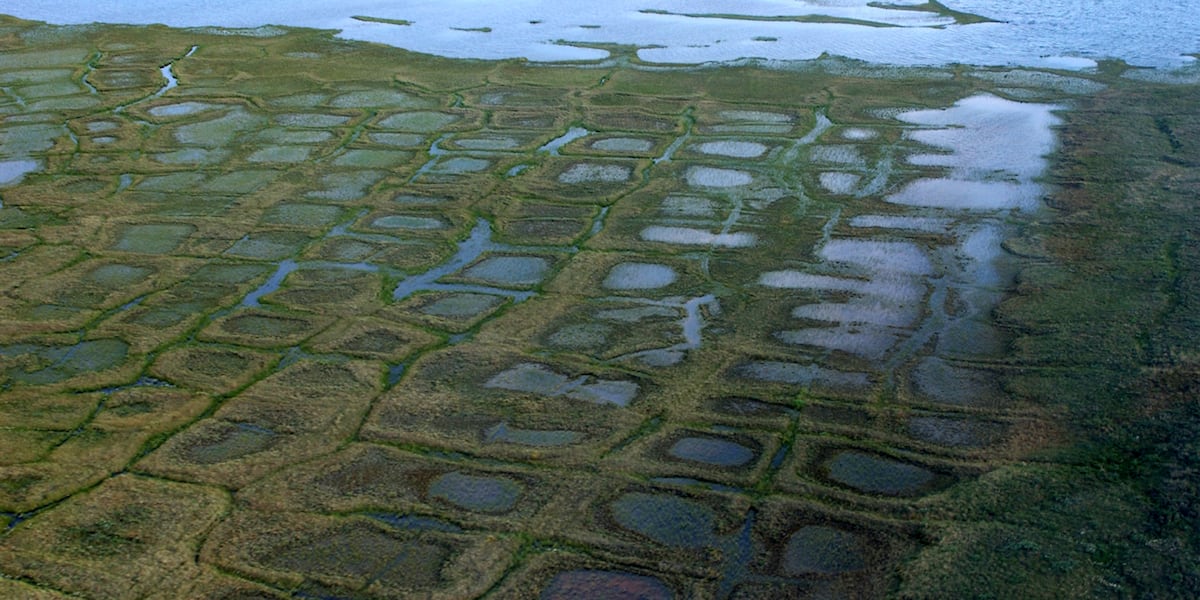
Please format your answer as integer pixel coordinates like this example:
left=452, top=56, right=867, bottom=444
left=2, top=0, right=1197, bottom=69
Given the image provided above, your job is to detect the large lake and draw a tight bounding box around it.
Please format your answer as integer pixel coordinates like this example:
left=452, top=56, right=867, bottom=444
left=2, top=0, right=1198, bottom=68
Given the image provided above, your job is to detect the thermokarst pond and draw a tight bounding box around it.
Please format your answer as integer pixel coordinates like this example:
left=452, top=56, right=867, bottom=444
left=0, top=6, right=1196, bottom=599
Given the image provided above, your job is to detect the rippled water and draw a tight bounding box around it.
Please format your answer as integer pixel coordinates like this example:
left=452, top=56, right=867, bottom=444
left=2, top=0, right=1197, bottom=68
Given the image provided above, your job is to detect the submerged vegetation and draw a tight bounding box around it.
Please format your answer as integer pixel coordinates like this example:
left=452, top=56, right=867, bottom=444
left=0, top=11, right=1196, bottom=599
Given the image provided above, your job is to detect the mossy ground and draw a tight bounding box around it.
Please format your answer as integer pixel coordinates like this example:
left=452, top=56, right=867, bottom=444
left=0, top=12, right=1196, bottom=599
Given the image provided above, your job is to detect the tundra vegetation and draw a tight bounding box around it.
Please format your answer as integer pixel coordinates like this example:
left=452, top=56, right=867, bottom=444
left=0, top=14, right=1196, bottom=599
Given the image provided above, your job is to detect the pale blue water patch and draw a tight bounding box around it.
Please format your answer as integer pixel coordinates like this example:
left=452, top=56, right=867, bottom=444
left=154, top=65, right=176, bottom=97
left=241, top=259, right=297, bottom=307
left=505, top=164, right=529, bottom=177
left=538, top=127, right=588, bottom=155
left=604, top=263, right=676, bottom=291
left=796, top=111, right=833, bottom=147
left=410, top=133, right=450, bottom=181
left=393, top=218, right=491, bottom=300
left=151, top=46, right=195, bottom=99
left=5, top=1, right=1198, bottom=68
left=0, top=159, right=39, bottom=186
left=486, top=362, right=638, bottom=406
left=241, top=259, right=381, bottom=308
left=329, top=208, right=409, bottom=245
left=653, top=131, right=688, bottom=165
left=81, top=51, right=99, bottom=94
left=680, top=295, right=715, bottom=348
left=118, top=295, right=146, bottom=312
left=587, top=205, right=610, bottom=237
left=607, top=294, right=717, bottom=367
left=462, top=256, right=548, bottom=286
left=388, top=218, right=540, bottom=302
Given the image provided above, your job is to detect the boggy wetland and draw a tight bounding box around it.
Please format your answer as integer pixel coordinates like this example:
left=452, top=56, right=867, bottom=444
left=0, top=12, right=1198, bottom=600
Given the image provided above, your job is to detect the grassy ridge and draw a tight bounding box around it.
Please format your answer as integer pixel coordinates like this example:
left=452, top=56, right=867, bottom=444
left=896, top=80, right=1200, bottom=598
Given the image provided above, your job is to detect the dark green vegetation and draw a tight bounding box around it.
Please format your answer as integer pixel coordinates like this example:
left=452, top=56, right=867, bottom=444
left=895, top=83, right=1200, bottom=598
left=0, top=12, right=1196, bottom=599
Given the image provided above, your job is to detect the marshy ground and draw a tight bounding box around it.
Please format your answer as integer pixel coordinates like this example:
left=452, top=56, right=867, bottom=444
left=0, top=14, right=1197, bottom=599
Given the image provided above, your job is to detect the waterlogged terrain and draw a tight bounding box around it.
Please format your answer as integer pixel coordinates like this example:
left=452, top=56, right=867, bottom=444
left=0, top=13, right=1198, bottom=600
left=4, top=0, right=1200, bottom=68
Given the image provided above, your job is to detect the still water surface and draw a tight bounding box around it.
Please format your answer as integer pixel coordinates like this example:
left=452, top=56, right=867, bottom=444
left=2, top=1, right=1197, bottom=68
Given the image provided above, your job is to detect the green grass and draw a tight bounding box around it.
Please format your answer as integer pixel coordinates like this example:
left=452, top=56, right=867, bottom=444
left=0, top=13, right=1195, bottom=600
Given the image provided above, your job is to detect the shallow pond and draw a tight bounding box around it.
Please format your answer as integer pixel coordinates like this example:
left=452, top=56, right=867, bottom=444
left=818, top=172, right=860, bottom=194
left=329, top=89, right=430, bottom=108
left=819, top=239, right=933, bottom=276
left=686, top=166, right=751, bottom=188
left=247, top=145, right=312, bottom=163
left=541, top=570, right=674, bottom=600
left=693, top=140, right=767, bottom=158
left=782, top=525, right=866, bottom=575
left=483, top=422, right=582, bottom=447
left=419, top=293, right=503, bottom=318
left=377, top=111, right=460, bottom=132
left=454, top=136, right=519, bottom=150
left=274, top=112, right=351, bottom=127
left=146, top=101, right=219, bottom=118
left=112, top=223, right=195, bottom=254
left=840, top=127, right=878, bottom=141
left=610, top=492, right=715, bottom=548
left=539, top=127, right=588, bottom=155
left=431, top=156, right=490, bottom=174
left=462, top=256, right=550, bottom=287
left=640, top=226, right=755, bottom=248
left=591, top=137, right=653, bottom=153
left=428, top=471, right=522, bottom=514
left=8, top=1, right=1197, bottom=69
left=558, top=163, right=630, bottom=183
left=0, top=159, right=39, bottom=186
left=603, top=263, right=677, bottom=290
left=822, top=450, right=935, bottom=496
left=371, top=215, right=448, bottom=230
left=668, top=436, right=756, bottom=468
left=847, top=214, right=951, bottom=233
left=735, top=360, right=870, bottom=389
left=2, top=339, right=129, bottom=385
